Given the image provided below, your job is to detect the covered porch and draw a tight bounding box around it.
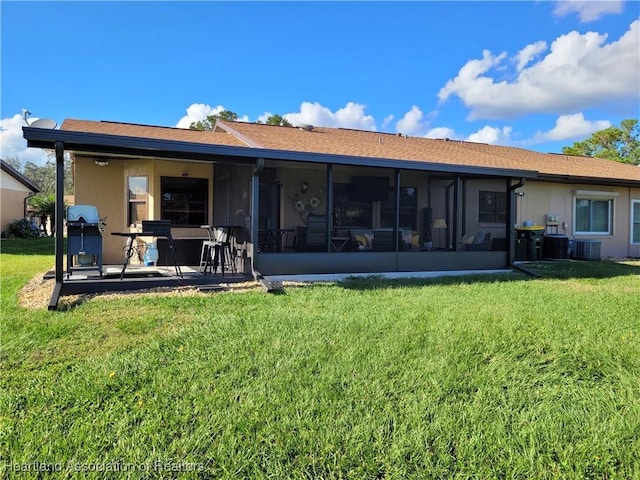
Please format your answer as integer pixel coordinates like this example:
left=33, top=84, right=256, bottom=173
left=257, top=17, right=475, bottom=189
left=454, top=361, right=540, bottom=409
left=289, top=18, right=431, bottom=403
left=23, top=123, right=535, bottom=309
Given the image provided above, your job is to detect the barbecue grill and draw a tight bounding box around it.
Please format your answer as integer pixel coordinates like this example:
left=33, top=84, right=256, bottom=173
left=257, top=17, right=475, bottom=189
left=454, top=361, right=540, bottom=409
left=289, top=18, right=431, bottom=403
left=66, top=205, right=104, bottom=276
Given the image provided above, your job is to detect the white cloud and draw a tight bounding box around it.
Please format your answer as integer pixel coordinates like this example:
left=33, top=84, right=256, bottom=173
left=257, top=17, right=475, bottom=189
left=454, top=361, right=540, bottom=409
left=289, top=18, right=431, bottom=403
left=284, top=101, right=376, bottom=130
left=256, top=112, right=272, bottom=124
left=553, top=1, right=624, bottom=22
left=0, top=114, right=52, bottom=167
left=538, top=113, right=611, bottom=141
left=424, top=127, right=458, bottom=140
left=467, top=125, right=512, bottom=144
left=381, top=114, right=394, bottom=129
left=438, top=20, right=640, bottom=120
left=175, top=103, right=226, bottom=128
left=395, top=105, right=429, bottom=136
left=515, top=41, right=547, bottom=72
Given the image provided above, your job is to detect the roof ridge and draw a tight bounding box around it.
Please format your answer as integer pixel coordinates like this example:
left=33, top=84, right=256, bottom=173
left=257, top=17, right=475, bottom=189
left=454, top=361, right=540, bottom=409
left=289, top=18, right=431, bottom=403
left=215, top=120, right=264, bottom=148
left=0, top=159, right=41, bottom=192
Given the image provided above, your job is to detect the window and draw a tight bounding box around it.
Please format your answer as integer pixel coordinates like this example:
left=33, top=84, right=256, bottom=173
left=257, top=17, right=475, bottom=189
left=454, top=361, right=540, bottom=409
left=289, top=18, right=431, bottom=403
left=161, top=177, right=208, bottom=226
left=479, top=191, right=506, bottom=223
left=380, top=187, right=418, bottom=229
left=127, top=176, right=148, bottom=226
left=632, top=200, right=640, bottom=244
left=333, top=183, right=371, bottom=227
left=574, top=194, right=613, bottom=235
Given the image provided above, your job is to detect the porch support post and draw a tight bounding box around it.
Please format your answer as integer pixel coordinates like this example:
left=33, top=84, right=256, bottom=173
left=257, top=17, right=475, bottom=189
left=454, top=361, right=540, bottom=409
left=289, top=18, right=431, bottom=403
left=393, top=169, right=400, bottom=253
left=55, top=141, right=65, bottom=281
left=508, top=177, right=526, bottom=264
left=250, top=158, right=263, bottom=276
left=49, top=141, right=65, bottom=310
left=453, top=176, right=461, bottom=250
left=325, top=164, right=332, bottom=251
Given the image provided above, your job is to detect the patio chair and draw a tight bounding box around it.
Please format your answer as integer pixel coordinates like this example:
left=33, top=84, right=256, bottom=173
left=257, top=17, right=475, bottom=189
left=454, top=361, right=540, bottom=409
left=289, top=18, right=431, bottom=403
left=304, top=214, right=327, bottom=251
left=372, top=229, right=407, bottom=251
left=459, top=230, right=492, bottom=251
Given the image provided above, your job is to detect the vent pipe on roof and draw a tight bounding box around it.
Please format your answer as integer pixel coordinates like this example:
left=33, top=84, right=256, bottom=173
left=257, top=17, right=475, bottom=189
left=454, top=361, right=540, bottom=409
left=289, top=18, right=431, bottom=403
left=298, top=123, right=314, bottom=131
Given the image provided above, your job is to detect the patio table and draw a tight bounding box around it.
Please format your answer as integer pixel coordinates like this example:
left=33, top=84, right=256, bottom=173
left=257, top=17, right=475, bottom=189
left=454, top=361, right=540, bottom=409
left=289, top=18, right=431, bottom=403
left=111, top=230, right=182, bottom=280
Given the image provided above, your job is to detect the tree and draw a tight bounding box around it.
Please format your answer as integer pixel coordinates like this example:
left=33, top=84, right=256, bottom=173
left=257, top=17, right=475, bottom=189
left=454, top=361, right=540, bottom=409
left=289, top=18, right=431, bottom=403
left=3, top=157, right=23, bottom=172
left=264, top=114, right=292, bottom=127
left=4, top=156, right=73, bottom=195
left=28, top=193, right=57, bottom=236
left=20, top=158, right=74, bottom=195
left=189, top=110, right=239, bottom=131
left=562, top=119, right=640, bottom=165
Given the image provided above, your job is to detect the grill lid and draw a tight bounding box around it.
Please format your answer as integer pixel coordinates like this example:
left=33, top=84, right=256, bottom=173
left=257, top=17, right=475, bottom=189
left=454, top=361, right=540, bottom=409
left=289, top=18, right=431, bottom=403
left=67, top=205, right=100, bottom=223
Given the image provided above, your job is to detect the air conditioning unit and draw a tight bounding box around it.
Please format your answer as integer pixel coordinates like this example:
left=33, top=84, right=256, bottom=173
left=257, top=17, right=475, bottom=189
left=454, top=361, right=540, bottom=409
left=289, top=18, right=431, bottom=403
left=574, top=240, right=601, bottom=260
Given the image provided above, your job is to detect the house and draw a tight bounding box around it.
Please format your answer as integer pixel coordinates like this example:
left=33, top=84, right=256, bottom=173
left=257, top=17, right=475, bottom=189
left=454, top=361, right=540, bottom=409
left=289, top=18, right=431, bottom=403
left=22, top=118, right=640, bottom=286
left=1, top=159, right=41, bottom=234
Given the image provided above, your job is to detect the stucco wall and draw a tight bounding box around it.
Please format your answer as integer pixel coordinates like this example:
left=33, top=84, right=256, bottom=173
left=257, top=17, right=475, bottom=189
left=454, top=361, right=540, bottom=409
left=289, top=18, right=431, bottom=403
left=518, top=181, right=639, bottom=258
left=1, top=188, right=29, bottom=233
left=74, top=157, right=213, bottom=264
left=1, top=170, right=35, bottom=233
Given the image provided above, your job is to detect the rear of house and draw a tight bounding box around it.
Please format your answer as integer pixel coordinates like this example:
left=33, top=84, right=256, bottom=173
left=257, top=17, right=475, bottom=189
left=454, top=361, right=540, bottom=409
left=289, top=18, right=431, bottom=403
left=22, top=119, right=640, bottom=283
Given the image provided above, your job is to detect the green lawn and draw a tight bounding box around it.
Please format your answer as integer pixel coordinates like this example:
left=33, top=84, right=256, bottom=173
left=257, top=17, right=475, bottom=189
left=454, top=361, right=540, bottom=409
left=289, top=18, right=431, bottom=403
left=1, top=239, right=639, bottom=479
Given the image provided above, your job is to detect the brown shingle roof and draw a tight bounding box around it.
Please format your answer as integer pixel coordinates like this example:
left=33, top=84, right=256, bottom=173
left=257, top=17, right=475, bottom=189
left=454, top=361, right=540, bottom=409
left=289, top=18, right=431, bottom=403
left=61, top=119, right=247, bottom=148
left=449, top=141, right=640, bottom=182
left=60, top=118, right=639, bottom=183
left=219, top=121, right=639, bottom=183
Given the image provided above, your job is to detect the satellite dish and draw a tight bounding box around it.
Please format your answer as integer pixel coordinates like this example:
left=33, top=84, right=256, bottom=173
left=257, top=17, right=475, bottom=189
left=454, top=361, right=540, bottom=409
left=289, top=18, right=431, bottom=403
left=29, top=118, right=57, bottom=129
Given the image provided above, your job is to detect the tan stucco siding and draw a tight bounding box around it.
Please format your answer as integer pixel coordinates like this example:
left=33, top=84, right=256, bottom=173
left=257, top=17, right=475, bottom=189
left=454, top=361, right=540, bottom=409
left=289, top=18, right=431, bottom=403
left=1, top=170, right=37, bottom=233
left=1, top=188, right=30, bottom=233
left=74, top=157, right=213, bottom=264
left=519, top=181, right=638, bottom=258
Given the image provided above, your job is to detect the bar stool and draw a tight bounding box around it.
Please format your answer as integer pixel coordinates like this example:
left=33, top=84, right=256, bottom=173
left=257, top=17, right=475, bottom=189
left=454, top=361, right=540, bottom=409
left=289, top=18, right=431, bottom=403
left=199, top=226, right=216, bottom=273
left=203, top=226, right=237, bottom=275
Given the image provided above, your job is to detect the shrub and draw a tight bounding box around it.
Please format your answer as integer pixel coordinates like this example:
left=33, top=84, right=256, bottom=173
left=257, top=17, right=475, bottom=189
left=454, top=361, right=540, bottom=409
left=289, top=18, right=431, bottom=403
left=3, top=218, right=42, bottom=239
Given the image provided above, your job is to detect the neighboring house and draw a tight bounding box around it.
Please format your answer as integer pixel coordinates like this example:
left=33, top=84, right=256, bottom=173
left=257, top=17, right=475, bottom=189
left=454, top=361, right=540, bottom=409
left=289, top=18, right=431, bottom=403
left=23, top=119, right=640, bottom=280
left=1, top=159, right=41, bottom=234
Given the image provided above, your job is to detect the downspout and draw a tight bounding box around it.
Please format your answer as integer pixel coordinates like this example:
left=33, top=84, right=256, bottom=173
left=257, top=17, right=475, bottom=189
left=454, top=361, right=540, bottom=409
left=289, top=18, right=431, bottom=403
left=250, top=157, right=284, bottom=292
left=508, top=178, right=535, bottom=275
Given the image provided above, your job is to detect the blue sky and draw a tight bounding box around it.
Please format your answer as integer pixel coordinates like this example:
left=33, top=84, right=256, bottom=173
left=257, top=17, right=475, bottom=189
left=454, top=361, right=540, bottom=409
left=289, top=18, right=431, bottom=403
left=1, top=1, right=639, bottom=165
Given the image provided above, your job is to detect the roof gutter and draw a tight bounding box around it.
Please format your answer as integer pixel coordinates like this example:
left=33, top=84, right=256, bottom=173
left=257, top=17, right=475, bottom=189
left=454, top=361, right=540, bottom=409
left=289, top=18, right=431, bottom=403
left=535, top=173, right=640, bottom=188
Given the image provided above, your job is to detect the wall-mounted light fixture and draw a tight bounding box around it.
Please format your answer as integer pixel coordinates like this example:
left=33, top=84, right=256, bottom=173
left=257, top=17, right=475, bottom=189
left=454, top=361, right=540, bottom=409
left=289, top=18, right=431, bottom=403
left=94, top=160, right=109, bottom=167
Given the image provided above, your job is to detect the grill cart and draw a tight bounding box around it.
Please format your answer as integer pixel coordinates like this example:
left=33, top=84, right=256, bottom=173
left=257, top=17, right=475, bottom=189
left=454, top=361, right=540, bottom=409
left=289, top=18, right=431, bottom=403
left=66, top=205, right=104, bottom=277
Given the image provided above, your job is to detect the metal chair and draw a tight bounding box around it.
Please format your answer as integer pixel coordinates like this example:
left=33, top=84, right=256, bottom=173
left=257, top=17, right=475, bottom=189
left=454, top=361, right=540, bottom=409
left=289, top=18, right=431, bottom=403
left=203, top=226, right=237, bottom=275
left=199, top=226, right=217, bottom=273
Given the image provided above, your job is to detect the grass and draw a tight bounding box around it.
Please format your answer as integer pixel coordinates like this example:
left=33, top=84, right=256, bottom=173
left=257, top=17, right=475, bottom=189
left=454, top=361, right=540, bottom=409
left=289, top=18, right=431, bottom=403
left=1, top=238, right=639, bottom=479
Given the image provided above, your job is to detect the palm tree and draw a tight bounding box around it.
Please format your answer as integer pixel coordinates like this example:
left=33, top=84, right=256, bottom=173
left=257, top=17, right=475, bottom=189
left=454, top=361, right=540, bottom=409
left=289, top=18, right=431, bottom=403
left=28, top=194, right=58, bottom=236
